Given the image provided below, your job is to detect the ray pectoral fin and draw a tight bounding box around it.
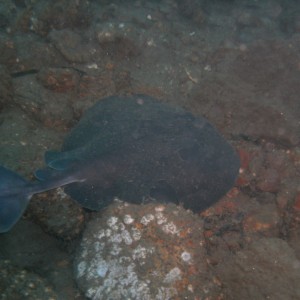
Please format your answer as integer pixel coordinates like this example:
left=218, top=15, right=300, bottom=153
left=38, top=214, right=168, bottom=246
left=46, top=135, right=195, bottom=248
left=45, top=149, right=84, bottom=171
left=44, top=150, right=63, bottom=165
left=34, top=168, right=56, bottom=181
left=35, top=166, right=83, bottom=182
left=33, top=166, right=87, bottom=193
left=48, top=158, right=81, bottom=171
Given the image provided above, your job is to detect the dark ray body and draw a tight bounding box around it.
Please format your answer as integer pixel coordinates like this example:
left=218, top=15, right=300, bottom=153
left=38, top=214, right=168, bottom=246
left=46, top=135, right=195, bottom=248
left=0, top=94, right=240, bottom=232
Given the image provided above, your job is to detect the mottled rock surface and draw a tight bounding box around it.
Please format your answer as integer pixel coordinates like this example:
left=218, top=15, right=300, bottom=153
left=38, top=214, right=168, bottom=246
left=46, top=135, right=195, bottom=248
left=74, top=202, right=222, bottom=300
left=0, top=260, right=58, bottom=300
left=216, top=238, right=300, bottom=299
left=0, top=0, right=300, bottom=299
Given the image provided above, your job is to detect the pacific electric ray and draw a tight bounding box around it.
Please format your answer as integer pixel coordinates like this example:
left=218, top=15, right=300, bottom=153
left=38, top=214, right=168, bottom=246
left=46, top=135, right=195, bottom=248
left=0, top=94, right=240, bottom=233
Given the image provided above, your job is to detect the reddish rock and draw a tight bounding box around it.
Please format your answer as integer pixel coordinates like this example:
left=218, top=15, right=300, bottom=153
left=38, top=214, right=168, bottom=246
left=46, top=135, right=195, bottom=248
left=12, top=74, right=75, bottom=129
left=190, top=38, right=300, bottom=147
left=37, top=67, right=80, bottom=92
left=293, top=193, right=300, bottom=212
left=242, top=204, right=280, bottom=237
left=216, top=238, right=300, bottom=299
left=28, top=188, right=85, bottom=240
left=256, top=167, right=281, bottom=193
left=276, top=192, right=290, bottom=212
left=265, top=150, right=287, bottom=171
left=15, top=0, right=91, bottom=36
left=48, top=29, right=97, bottom=63
left=235, top=174, right=250, bottom=187
left=237, top=148, right=251, bottom=170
